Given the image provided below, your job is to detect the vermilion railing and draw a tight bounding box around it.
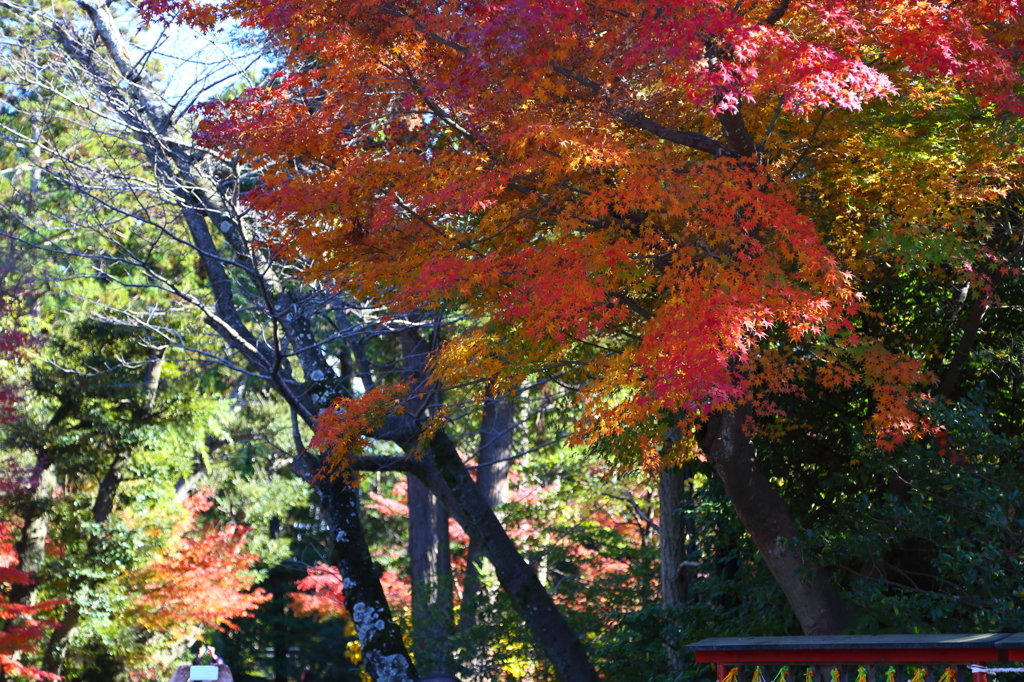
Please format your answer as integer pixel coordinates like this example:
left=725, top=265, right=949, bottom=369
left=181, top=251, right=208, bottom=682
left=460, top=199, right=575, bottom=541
left=685, top=634, right=1024, bottom=682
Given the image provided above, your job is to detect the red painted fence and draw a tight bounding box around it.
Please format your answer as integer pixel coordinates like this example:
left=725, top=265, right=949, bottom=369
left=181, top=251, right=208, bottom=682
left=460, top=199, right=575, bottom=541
left=685, top=634, right=1024, bottom=682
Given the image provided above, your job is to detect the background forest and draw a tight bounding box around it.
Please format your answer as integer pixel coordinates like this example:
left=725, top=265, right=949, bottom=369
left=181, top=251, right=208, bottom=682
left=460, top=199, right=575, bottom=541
left=1, top=1, right=1023, bottom=682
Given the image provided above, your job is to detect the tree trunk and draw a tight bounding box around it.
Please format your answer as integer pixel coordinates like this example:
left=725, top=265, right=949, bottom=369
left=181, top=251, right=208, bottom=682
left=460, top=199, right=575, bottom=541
left=42, top=605, right=80, bottom=673
left=92, top=451, right=128, bottom=525
left=3, top=457, right=57, bottom=678
left=659, top=468, right=688, bottom=608
left=143, top=347, right=165, bottom=412
left=316, top=474, right=417, bottom=682
left=476, top=396, right=514, bottom=509
left=9, top=457, right=56, bottom=605
left=459, top=395, right=514, bottom=635
left=937, top=293, right=989, bottom=397
left=408, top=475, right=453, bottom=675
left=427, top=431, right=601, bottom=682
left=659, top=466, right=688, bottom=670
left=270, top=517, right=289, bottom=682
left=398, top=327, right=456, bottom=673
left=699, top=405, right=853, bottom=635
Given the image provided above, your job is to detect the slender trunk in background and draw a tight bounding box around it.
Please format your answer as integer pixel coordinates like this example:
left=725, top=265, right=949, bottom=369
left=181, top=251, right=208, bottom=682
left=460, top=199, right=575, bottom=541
left=143, top=347, right=165, bottom=412
left=658, top=466, right=688, bottom=670
left=399, top=328, right=455, bottom=673
left=459, top=395, right=514, bottom=636
left=9, top=403, right=73, bottom=606
left=270, top=517, right=289, bottom=682
left=476, top=397, right=514, bottom=509
left=408, top=475, right=453, bottom=675
left=3, top=456, right=57, bottom=680
left=938, top=293, right=989, bottom=398
left=9, top=456, right=56, bottom=605
left=699, top=405, right=854, bottom=635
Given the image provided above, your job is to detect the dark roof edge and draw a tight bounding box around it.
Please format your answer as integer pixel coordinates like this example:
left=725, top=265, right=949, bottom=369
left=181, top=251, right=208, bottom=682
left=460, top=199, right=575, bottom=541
left=685, top=635, right=1020, bottom=652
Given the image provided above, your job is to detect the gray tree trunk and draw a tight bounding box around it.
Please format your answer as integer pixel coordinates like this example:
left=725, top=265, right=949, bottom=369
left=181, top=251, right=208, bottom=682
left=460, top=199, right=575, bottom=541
left=399, top=329, right=455, bottom=674
left=318, top=474, right=417, bottom=682
left=699, top=405, right=854, bottom=635
left=9, top=457, right=56, bottom=606
left=659, top=466, right=688, bottom=670
left=459, top=395, right=514, bottom=636
left=408, top=475, right=453, bottom=675
left=476, top=396, right=514, bottom=509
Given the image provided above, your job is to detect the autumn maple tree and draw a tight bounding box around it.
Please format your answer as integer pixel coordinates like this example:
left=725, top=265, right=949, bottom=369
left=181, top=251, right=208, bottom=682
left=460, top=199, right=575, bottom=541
left=128, top=490, right=271, bottom=637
